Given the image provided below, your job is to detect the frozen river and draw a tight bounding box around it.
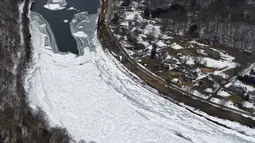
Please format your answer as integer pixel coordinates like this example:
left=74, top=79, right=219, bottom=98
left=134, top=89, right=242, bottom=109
left=25, top=0, right=255, bottom=142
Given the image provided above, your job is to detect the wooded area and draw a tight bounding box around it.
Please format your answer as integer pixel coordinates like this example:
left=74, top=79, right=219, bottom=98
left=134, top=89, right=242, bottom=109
left=0, top=0, right=71, bottom=142
left=138, top=0, right=255, bottom=52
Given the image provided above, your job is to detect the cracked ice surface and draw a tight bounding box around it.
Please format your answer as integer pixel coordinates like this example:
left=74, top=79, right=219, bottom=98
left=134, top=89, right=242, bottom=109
left=25, top=11, right=255, bottom=143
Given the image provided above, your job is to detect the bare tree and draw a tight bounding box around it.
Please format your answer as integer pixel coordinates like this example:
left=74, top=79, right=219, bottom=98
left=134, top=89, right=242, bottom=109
left=0, top=0, right=72, bottom=142
left=180, top=56, right=191, bottom=65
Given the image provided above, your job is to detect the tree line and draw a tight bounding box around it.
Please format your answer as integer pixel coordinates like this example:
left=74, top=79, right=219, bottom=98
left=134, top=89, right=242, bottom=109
left=0, top=0, right=72, bottom=142
left=237, top=75, right=255, bottom=85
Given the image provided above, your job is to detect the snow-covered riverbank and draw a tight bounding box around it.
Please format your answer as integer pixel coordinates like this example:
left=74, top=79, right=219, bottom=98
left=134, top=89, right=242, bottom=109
left=25, top=10, right=255, bottom=143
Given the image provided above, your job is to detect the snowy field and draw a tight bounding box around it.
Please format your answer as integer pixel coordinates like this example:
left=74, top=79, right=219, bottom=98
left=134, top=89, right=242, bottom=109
left=24, top=10, right=255, bottom=143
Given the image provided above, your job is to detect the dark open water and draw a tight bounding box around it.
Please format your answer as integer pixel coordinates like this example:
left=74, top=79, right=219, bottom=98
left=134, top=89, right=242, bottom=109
left=31, top=0, right=100, bottom=54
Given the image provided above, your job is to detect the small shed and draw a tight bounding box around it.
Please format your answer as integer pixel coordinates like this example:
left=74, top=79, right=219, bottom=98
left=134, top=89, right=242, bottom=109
left=248, top=91, right=255, bottom=102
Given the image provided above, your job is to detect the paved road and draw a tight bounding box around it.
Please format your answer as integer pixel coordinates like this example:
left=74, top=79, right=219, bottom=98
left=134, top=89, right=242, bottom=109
left=102, top=0, right=254, bottom=119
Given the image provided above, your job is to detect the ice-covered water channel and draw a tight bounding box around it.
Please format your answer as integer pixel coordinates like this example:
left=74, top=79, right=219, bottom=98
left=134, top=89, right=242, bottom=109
left=25, top=0, right=255, bottom=142
left=31, top=0, right=99, bottom=54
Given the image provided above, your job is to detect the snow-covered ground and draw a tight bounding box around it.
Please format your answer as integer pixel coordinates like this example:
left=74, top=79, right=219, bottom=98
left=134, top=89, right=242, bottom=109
left=197, top=57, right=237, bottom=70
left=217, top=89, right=231, bottom=97
left=25, top=10, right=255, bottom=143
left=170, top=42, right=184, bottom=50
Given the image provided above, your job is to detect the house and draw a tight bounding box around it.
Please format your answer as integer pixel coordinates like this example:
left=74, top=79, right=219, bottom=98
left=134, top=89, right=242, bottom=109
left=184, top=72, right=197, bottom=81
left=171, top=78, right=182, bottom=85
left=248, top=91, right=255, bottom=102
left=227, top=85, right=245, bottom=95
left=165, top=58, right=179, bottom=65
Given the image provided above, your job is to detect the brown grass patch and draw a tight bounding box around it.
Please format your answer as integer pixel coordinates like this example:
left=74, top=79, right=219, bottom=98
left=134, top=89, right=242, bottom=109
left=200, top=67, right=215, bottom=73
left=182, top=81, right=196, bottom=87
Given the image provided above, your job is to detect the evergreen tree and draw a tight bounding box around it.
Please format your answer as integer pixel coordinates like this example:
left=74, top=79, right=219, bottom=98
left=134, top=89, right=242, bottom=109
left=122, top=0, right=130, bottom=6
left=112, top=13, right=119, bottom=23
left=150, top=44, right=157, bottom=59
left=144, top=7, right=150, bottom=18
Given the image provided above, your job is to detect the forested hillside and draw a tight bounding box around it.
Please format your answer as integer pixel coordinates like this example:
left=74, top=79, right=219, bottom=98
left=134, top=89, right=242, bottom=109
left=0, top=0, right=71, bottom=142
left=143, top=0, right=255, bottom=51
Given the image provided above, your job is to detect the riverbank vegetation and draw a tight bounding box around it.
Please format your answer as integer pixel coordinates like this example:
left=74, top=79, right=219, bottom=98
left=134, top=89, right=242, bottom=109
left=0, top=0, right=71, bottom=142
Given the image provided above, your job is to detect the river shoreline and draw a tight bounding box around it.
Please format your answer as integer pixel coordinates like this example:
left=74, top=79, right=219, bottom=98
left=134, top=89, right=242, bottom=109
left=20, top=0, right=255, bottom=141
